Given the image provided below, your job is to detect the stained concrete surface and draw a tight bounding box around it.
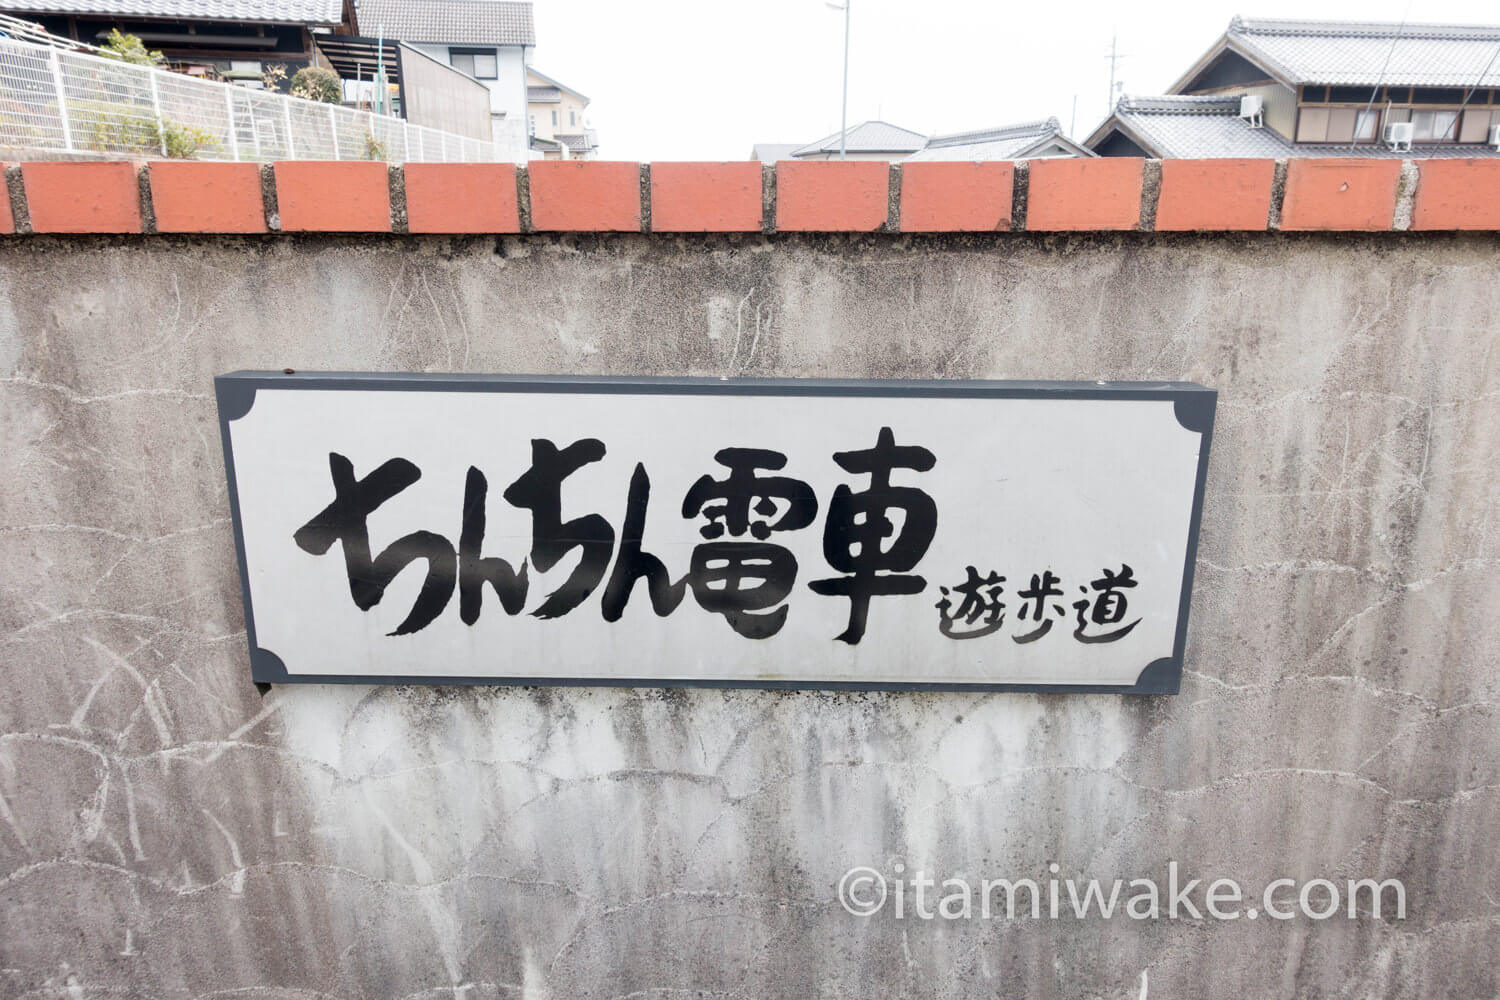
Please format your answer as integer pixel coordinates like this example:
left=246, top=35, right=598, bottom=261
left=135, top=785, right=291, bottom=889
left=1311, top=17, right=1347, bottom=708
left=0, top=231, right=1497, bottom=999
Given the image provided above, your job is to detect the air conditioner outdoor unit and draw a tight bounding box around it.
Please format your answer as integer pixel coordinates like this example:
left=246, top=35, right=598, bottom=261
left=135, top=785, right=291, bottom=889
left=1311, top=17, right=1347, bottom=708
left=1238, top=94, right=1264, bottom=128
left=1384, top=121, right=1414, bottom=151
left=1490, top=123, right=1500, bottom=150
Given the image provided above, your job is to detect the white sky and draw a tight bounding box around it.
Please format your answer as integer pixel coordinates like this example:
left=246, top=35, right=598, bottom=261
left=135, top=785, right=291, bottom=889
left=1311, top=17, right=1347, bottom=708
left=528, top=0, right=1500, bottom=161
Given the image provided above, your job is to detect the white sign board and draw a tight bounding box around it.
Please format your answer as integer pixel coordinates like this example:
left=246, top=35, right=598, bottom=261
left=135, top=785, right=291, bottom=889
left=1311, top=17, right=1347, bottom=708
left=216, top=374, right=1215, bottom=693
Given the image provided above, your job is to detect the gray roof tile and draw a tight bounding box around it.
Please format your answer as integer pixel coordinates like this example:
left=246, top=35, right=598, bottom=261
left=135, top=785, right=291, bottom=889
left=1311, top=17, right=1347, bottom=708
left=355, top=0, right=533, bottom=46
left=791, top=119, right=926, bottom=156
left=1227, top=16, right=1500, bottom=87
left=553, top=131, right=596, bottom=152
left=905, top=117, right=1091, bottom=160
left=1105, top=94, right=1500, bottom=157
left=750, top=142, right=799, bottom=162
left=0, top=0, right=342, bottom=23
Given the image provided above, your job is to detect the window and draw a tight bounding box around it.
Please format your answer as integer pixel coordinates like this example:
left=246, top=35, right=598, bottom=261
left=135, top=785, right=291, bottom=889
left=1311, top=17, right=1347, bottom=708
left=449, top=49, right=498, bottom=79
left=1411, top=109, right=1460, bottom=141
left=1328, top=86, right=1369, bottom=103
left=569, top=110, right=576, bottom=126
left=550, top=110, right=557, bottom=125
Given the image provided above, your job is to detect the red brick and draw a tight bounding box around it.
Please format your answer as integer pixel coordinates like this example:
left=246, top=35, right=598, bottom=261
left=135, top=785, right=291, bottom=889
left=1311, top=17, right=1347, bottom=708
left=23, top=161, right=142, bottom=233
left=1025, top=158, right=1143, bottom=231
left=1279, top=158, right=1400, bottom=231
left=404, top=163, right=519, bottom=234
left=775, top=160, right=888, bottom=231
left=650, top=162, right=762, bottom=232
left=1411, top=159, right=1500, bottom=230
left=149, top=161, right=265, bottom=233
left=899, top=161, right=1013, bottom=232
left=1155, top=159, right=1273, bottom=231
left=528, top=161, right=641, bottom=232
left=274, top=161, right=391, bottom=232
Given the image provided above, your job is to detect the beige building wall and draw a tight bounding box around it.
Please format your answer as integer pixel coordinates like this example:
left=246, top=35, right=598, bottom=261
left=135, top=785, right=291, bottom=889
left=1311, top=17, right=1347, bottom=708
left=398, top=44, right=494, bottom=142
left=527, top=70, right=591, bottom=159
left=1237, top=81, right=1298, bottom=139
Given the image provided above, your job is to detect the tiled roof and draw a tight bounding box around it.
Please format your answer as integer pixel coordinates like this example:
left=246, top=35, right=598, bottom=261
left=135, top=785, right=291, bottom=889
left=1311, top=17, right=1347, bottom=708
left=0, top=0, right=342, bottom=23
left=905, top=117, right=1092, bottom=161
left=355, top=0, right=534, bottom=45
left=526, top=67, right=587, bottom=102
left=750, top=142, right=800, bottom=162
left=1099, top=94, right=1500, bottom=158
left=1225, top=16, right=1500, bottom=87
left=554, top=131, right=596, bottom=152
left=791, top=120, right=927, bottom=156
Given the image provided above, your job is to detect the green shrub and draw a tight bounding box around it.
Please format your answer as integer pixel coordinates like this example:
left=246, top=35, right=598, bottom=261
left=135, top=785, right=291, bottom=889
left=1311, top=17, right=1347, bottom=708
left=363, top=132, right=387, bottom=160
left=72, top=99, right=216, bottom=158
left=99, top=29, right=164, bottom=68
left=290, top=66, right=342, bottom=104
left=158, top=119, right=216, bottom=158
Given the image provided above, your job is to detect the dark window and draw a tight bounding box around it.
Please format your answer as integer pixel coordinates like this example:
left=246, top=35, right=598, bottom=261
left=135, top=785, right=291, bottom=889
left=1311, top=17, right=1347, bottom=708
left=1384, top=87, right=1411, bottom=103
left=1301, top=86, right=1328, bottom=103
left=1329, top=86, right=1369, bottom=103
left=449, top=48, right=498, bottom=79
left=1413, top=87, right=1466, bottom=104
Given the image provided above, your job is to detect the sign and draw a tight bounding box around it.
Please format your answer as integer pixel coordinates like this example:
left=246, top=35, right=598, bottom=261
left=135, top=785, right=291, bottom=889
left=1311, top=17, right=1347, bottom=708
left=215, top=374, right=1215, bottom=693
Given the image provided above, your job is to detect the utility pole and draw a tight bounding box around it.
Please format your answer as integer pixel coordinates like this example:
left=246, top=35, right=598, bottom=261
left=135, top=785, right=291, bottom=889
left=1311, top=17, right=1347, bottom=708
left=838, top=0, right=850, bottom=159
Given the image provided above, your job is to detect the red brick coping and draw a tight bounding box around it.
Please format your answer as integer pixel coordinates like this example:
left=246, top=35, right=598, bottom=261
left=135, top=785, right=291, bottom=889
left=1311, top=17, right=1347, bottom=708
left=2, top=157, right=1497, bottom=235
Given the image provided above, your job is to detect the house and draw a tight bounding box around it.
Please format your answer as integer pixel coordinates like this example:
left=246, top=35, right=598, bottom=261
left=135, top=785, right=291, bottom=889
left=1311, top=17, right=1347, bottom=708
left=353, top=0, right=532, bottom=151
left=526, top=66, right=595, bottom=159
left=0, top=0, right=352, bottom=82
left=904, top=118, right=1091, bottom=161
left=754, top=118, right=1087, bottom=163
left=1087, top=16, right=1500, bottom=158
left=758, top=120, right=928, bottom=161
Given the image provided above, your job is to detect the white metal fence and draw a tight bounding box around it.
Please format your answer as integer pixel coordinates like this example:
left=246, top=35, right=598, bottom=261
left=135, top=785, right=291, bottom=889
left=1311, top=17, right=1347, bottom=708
left=0, top=35, right=521, bottom=163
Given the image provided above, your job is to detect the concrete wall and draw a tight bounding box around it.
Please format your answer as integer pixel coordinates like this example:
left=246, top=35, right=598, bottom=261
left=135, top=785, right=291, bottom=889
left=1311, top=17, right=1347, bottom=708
left=0, top=222, right=1497, bottom=999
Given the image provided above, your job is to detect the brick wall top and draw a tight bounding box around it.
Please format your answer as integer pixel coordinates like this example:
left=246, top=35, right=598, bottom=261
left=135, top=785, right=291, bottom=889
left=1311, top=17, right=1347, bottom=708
left=4, top=157, right=1499, bottom=235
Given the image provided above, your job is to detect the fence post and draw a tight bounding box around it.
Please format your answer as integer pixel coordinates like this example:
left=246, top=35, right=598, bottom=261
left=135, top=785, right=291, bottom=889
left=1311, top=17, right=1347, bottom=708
left=148, top=70, right=167, bottom=156
left=249, top=98, right=263, bottom=159
left=47, top=48, right=74, bottom=152
left=283, top=100, right=295, bottom=158
left=224, top=87, right=240, bottom=160
left=329, top=104, right=340, bottom=159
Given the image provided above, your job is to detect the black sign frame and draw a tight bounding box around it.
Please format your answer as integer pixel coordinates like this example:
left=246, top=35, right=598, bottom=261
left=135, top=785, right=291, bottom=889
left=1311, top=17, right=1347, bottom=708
left=216, top=373, right=1216, bottom=694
